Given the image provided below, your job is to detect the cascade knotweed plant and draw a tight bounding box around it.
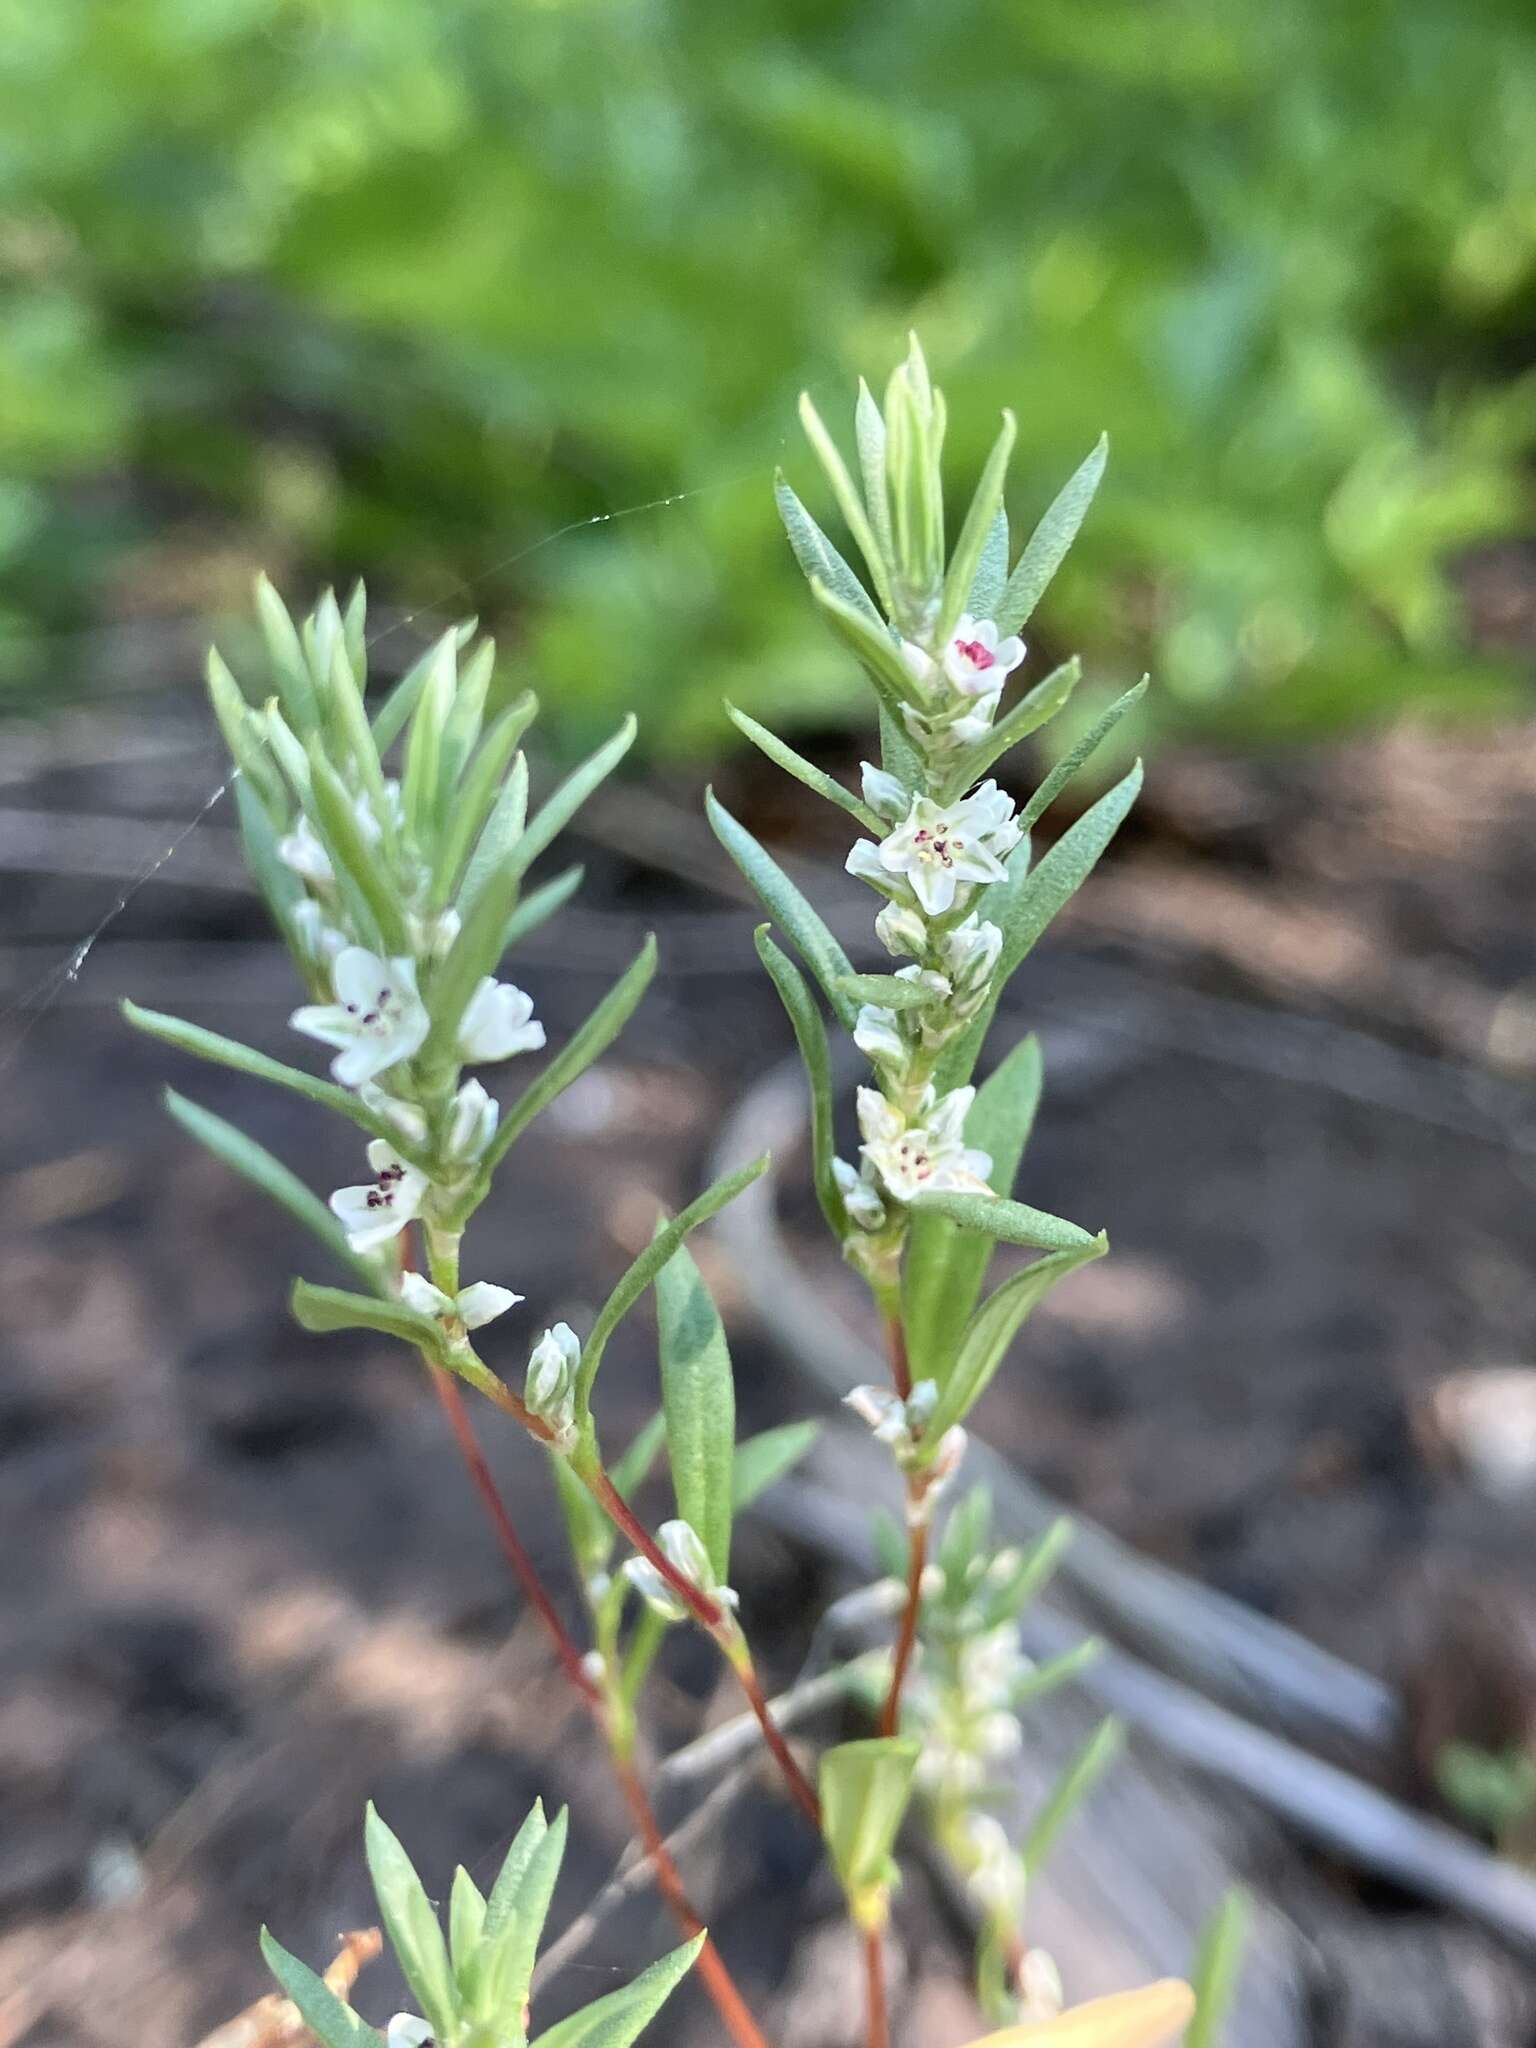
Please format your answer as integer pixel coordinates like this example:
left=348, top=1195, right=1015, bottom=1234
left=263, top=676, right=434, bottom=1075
left=125, top=343, right=1229, bottom=2048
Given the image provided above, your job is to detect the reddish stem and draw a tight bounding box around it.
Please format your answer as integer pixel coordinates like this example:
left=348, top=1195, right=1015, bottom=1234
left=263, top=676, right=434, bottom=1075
left=732, top=1651, right=823, bottom=1828
left=883, top=1314, right=913, bottom=1400
left=863, top=1926, right=890, bottom=2048
left=583, top=1464, right=725, bottom=1629
left=614, top=1755, right=772, bottom=2048
left=878, top=1515, right=928, bottom=1740
left=431, top=1372, right=600, bottom=1705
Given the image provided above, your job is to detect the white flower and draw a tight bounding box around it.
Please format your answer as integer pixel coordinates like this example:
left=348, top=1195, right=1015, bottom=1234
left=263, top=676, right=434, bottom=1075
left=458, top=977, right=546, bottom=1062
left=860, top=761, right=910, bottom=821
left=874, top=902, right=928, bottom=958
left=277, top=814, right=335, bottom=888
left=940, top=914, right=1004, bottom=992
left=833, top=1157, right=886, bottom=1232
left=526, top=1321, right=580, bottom=1441
left=857, top=1085, right=993, bottom=1202
left=386, top=2019, right=436, bottom=2048
left=950, top=690, right=1002, bottom=748
left=446, top=1078, right=499, bottom=1163
left=940, top=615, right=1025, bottom=698
left=875, top=784, right=1022, bottom=916
left=845, top=1383, right=908, bottom=1445
left=400, top=1270, right=522, bottom=1330
left=623, top=1518, right=738, bottom=1623
left=328, top=1140, right=428, bottom=1253
left=292, top=948, right=431, bottom=1087
left=853, top=1003, right=905, bottom=1069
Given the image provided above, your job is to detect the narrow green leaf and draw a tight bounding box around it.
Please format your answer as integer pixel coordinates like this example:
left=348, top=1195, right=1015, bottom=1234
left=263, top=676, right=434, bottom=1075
left=726, top=703, right=881, bottom=829
left=1020, top=1717, right=1124, bottom=1877
left=574, top=1155, right=769, bottom=1416
left=940, top=760, right=1142, bottom=1087
left=291, top=1280, right=445, bottom=1355
left=433, top=707, right=528, bottom=905
left=449, top=1865, right=487, bottom=2000
left=259, top=1930, right=382, bottom=2048
left=342, top=579, right=367, bottom=681
left=479, top=1805, right=569, bottom=2022
left=530, top=1935, right=704, bottom=2048
left=935, top=410, right=1016, bottom=649
left=325, top=629, right=391, bottom=831
left=123, top=1002, right=424, bottom=1160
left=878, top=699, right=923, bottom=792
left=440, top=636, right=498, bottom=793
left=707, top=791, right=857, bottom=1026
left=306, top=749, right=408, bottom=952
left=552, top=1448, right=615, bottom=1576
left=855, top=377, right=893, bottom=561
left=421, top=845, right=525, bottom=1065
left=1187, top=1889, right=1251, bottom=2048
left=1010, top=1638, right=1103, bottom=1709
left=458, top=752, right=529, bottom=917
left=820, top=1737, right=920, bottom=1913
left=253, top=574, right=320, bottom=733
left=232, top=773, right=305, bottom=942
left=402, top=632, right=455, bottom=841
left=483, top=1801, right=550, bottom=1941
left=940, top=656, right=1081, bottom=801
left=370, top=623, right=472, bottom=754
left=774, top=474, right=884, bottom=628
left=798, top=392, right=894, bottom=611
left=754, top=928, right=846, bottom=1239
left=655, top=1234, right=736, bottom=1582
left=504, top=863, right=585, bottom=951
left=919, top=1235, right=1107, bottom=1448
left=903, top=1035, right=1043, bottom=1382
left=809, top=577, right=919, bottom=720
left=988, top=1516, right=1074, bottom=1621
left=164, top=1090, right=368, bottom=1282
left=731, top=1420, right=822, bottom=1509
left=484, top=937, right=657, bottom=1171
left=618, top=1603, right=670, bottom=1709
left=363, top=1805, right=458, bottom=2041
left=907, top=1189, right=1095, bottom=1253
left=512, top=716, right=637, bottom=882
left=834, top=971, right=931, bottom=1012
left=1019, top=676, right=1149, bottom=835
left=996, top=434, right=1108, bottom=637
left=968, top=507, right=1010, bottom=619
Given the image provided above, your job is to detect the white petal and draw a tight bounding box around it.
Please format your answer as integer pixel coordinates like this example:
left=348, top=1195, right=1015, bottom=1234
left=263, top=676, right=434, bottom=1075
left=859, top=762, right=909, bottom=820
left=332, top=946, right=393, bottom=1009
left=456, top=1282, right=522, bottom=1329
left=289, top=1002, right=356, bottom=1052
left=855, top=1086, right=903, bottom=1147
left=400, top=1272, right=452, bottom=1317
left=386, top=2019, right=437, bottom=2048
left=907, top=861, right=960, bottom=916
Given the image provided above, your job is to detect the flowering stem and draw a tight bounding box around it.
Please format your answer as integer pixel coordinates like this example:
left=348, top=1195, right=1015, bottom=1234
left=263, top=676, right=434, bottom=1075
left=863, top=1925, right=890, bottom=2048
left=878, top=1512, right=928, bottom=1740
left=427, top=1356, right=771, bottom=2048
left=883, top=1311, right=913, bottom=1401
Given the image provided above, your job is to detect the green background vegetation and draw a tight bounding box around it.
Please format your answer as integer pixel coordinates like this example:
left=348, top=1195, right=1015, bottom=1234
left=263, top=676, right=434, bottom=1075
left=3, top=0, right=1535, bottom=753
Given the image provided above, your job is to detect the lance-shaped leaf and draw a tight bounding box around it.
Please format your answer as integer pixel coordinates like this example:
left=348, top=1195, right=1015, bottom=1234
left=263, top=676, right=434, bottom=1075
left=935, top=409, right=1016, bottom=649
left=940, top=760, right=1142, bottom=1087
left=939, top=656, right=1081, bottom=802
left=809, top=577, right=920, bottom=720
left=917, top=1235, right=1107, bottom=1448
left=797, top=391, right=894, bottom=612
left=855, top=377, right=892, bottom=559
left=478, top=1802, right=569, bottom=2024
left=232, top=772, right=305, bottom=944
left=907, top=1189, right=1096, bottom=1254
left=253, top=574, right=321, bottom=734
left=433, top=705, right=529, bottom=905
left=511, top=716, right=637, bottom=883
left=655, top=1232, right=736, bottom=1582
left=775, top=473, right=884, bottom=628
left=707, top=791, right=857, bottom=1026
left=531, top=1934, right=704, bottom=2048
left=997, top=434, right=1108, bottom=637
left=820, top=1737, right=920, bottom=1928
left=504, top=862, right=585, bottom=951
left=1011, top=1638, right=1104, bottom=1711
left=459, top=752, right=530, bottom=917
left=1020, top=1717, right=1123, bottom=1877
left=968, top=507, right=1010, bottom=620
left=754, top=928, right=846, bottom=1238
left=483, top=936, right=657, bottom=1171
left=401, top=631, right=456, bottom=842
left=306, top=748, right=408, bottom=953
left=290, top=1280, right=447, bottom=1358
left=574, top=1155, right=769, bottom=1415
left=903, top=1035, right=1043, bottom=1381
left=726, top=702, right=881, bottom=830
left=449, top=1865, right=488, bottom=2003
left=370, top=621, right=475, bottom=754
left=986, top=1515, right=1074, bottom=1623
left=439, top=635, right=498, bottom=794
left=363, top=1805, right=458, bottom=2042
left=731, top=1420, right=822, bottom=1509
left=122, top=1002, right=430, bottom=1165
left=1019, top=677, right=1149, bottom=835
left=258, top=1930, right=383, bottom=2048
left=164, top=1089, right=369, bottom=1283
left=834, top=971, right=932, bottom=1012
left=421, top=844, right=526, bottom=1065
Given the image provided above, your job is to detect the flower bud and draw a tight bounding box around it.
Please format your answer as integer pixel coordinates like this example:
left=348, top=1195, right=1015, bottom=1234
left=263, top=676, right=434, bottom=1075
left=941, top=914, right=1003, bottom=993
left=525, top=1322, right=580, bottom=1447
left=860, top=761, right=910, bottom=821
left=845, top=1383, right=907, bottom=1445
left=874, top=901, right=928, bottom=958
left=853, top=1003, right=905, bottom=1071
left=833, top=1157, right=886, bottom=1233
left=446, top=1078, right=499, bottom=1164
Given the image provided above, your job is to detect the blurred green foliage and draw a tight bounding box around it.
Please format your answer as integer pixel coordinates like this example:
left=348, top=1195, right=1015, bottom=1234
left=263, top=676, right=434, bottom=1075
left=2, top=0, right=1535, bottom=753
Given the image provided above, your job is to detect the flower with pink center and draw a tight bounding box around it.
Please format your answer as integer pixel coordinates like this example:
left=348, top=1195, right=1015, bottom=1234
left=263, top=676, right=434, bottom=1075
left=941, top=614, right=1025, bottom=698
left=871, top=783, right=1022, bottom=916
left=856, top=1085, right=993, bottom=1203
left=328, top=1140, right=428, bottom=1253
